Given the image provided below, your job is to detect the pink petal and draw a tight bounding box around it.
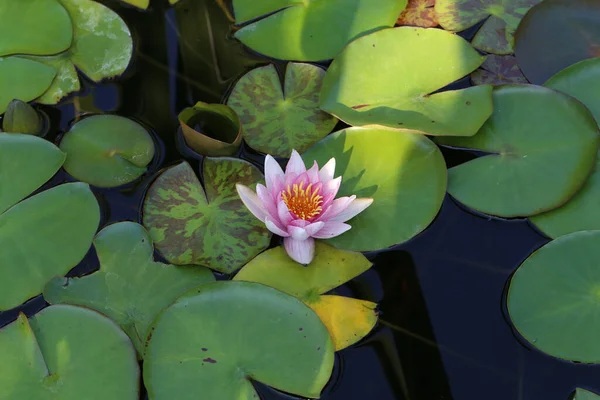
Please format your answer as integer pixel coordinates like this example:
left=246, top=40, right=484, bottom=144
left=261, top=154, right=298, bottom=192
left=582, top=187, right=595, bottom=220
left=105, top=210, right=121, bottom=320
left=312, top=221, right=351, bottom=239
left=331, top=198, right=374, bottom=222
left=265, top=216, right=290, bottom=237
left=306, top=161, right=320, bottom=183
left=284, top=171, right=298, bottom=187
left=264, top=155, right=284, bottom=192
left=293, top=172, right=310, bottom=188
left=322, top=176, right=341, bottom=198
left=236, top=184, right=268, bottom=222
left=277, top=200, right=293, bottom=226
left=285, top=149, right=307, bottom=176
left=284, top=237, right=315, bottom=265
left=290, top=219, right=309, bottom=228
left=256, top=183, right=278, bottom=219
left=288, top=226, right=309, bottom=241
left=317, top=195, right=356, bottom=222
left=305, top=221, right=325, bottom=236
left=318, top=158, right=336, bottom=182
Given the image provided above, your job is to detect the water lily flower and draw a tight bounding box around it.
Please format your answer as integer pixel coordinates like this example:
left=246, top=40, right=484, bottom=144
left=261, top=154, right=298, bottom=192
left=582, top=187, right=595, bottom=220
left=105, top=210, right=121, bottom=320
left=236, top=150, right=373, bottom=265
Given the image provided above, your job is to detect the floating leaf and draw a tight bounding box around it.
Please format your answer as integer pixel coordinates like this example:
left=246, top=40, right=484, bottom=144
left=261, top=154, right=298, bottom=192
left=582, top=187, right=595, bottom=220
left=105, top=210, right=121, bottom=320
left=302, top=126, right=447, bottom=251
left=396, top=0, right=438, bottom=28
left=436, top=85, right=599, bottom=218
left=0, top=306, right=139, bottom=399
left=235, top=242, right=376, bottom=350
left=529, top=59, right=600, bottom=238
left=27, top=53, right=80, bottom=105
left=320, top=27, right=493, bottom=136
left=2, top=100, right=45, bottom=136
left=178, top=102, right=242, bottom=156
left=60, top=115, right=155, bottom=188
left=227, top=63, right=337, bottom=157
left=0, top=0, right=73, bottom=57
left=435, top=0, right=542, bottom=54
left=233, top=0, right=407, bottom=61
left=514, top=0, right=600, bottom=84
left=119, top=0, right=149, bottom=8
left=44, top=222, right=215, bottom=356
left=470, top=54, right=528, bottom=85
left=144, top=281, right=334, bottom=399
left=575, top=389, right=600, bottom=400
left=143, top=159, right=272, bottom=273
left=0, top=57, right=55, bottom=114
left=507, top=231, right=600, bottom=363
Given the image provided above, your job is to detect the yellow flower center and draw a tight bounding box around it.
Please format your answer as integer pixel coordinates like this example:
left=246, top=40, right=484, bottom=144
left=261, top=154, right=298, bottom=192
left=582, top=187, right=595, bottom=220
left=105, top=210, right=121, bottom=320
left=281, top=181, right=323, bottom=220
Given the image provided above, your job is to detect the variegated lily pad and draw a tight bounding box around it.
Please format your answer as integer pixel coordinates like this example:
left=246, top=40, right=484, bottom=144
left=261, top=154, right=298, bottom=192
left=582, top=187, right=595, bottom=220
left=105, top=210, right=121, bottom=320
left=435, top=0, right=543, bottom=54
left=397, top=0, right=438, bottom=28
left=227, top=63, right=337, bottom=157
left=44, top=222, right=215, bottom=356
left=143, top=159, right=272, bottom=273
left=471, top=55, right=528, bottom=85
left=235, top=242, right=377, bottom=350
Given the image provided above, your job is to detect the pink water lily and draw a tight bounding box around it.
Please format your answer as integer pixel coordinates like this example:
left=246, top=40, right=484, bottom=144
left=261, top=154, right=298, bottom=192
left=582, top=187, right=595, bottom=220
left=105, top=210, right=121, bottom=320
left=236, top=150, right=373, bottom=265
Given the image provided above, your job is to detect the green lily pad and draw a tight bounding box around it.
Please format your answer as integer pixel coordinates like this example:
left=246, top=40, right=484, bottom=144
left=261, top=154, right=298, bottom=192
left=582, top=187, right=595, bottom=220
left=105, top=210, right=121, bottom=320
left=59, top=115, right=155, bottom=188
left=226, top=63, right=338, bottom=157
left=507, top=230, right=600, bottom=363
left=0, top=305, right=139, bottom=399
left=28, top=54, right=80, bottom=105
left=435, top=0, right=542, bottom=54
left=0, top=57, right=56, bottom=114
left=436, top=85, right=599, bottom=218
left=233, top=0, right=406, bottom=61
left=178, top=102, right=243, bottom=157
left=471, top=54, right=528, bottom=86
left=119, top=0, right=149, bottom=8
left=319, top=27, right=493, bottom=136
left=530, top=58, right=600, bottom=238
left=0, top=0, right=73, bottom=57
left=575, top=389, right=600, bottom=400
left=2, top=99, right=45, bottom=136
left=143, top=281, right=334, bottom=399
left=302, top=126, right=447, bottom=251
left=44, top=222, right=215, bottom=356
left=514, top=0, right=600, bottom=84
left=234, top=242, right=376, bottom=350
left=143, top=159, right=272, bottom=273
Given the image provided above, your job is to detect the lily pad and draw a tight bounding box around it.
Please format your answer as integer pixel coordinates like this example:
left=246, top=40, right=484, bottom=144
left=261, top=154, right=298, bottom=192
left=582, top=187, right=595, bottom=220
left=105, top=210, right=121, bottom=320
left=233, top=0, right=406, bottom=61
left=28, top=54, right=80, bottom=105
left=514, top=0, right=600, bottom=84
left=44, top=222, right=215, bottom=356
left=0, top=305, right=139, bottom=399
left=507, top=231, right=600, bottom=363
left=436, top=85, right=599, bottom=218
left=471, top=54, right=528, bottom=86
left=575, top=389, right=600, bottom=400
left=227, top=63, right=337, bottom=157
left=396, top=0, right=438, bottom=28
left=319, top=27, right=493, bottom=136
left=119, top=0, right=149, bottom=8
left=435, top=0, right=542, bottom=54
left=530, top=58, right=600, bottom=238
left=60, top=115, right=155, bottom=188
left=143, top=159, right=272, bottom=273
left=0, top=57, right=56, bottom=114
left=234, top=242, right=376, bottom=350
left=178, top=102, right=242, bottom=157
left=143, top=281, right=334, bottom=399
left=302, top=126, right=447, bottom=251
left=0, top=0, right=73, bottom=57
left=2, top=99, right=45, bottom=136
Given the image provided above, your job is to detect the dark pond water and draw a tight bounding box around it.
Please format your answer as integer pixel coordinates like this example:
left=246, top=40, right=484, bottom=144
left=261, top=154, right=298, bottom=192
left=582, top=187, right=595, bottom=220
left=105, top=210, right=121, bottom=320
left=1, top=1, right=598, bottom=399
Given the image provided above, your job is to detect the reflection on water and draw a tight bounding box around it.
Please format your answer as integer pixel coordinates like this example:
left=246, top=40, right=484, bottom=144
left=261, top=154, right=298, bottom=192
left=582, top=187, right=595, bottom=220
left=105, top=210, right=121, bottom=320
left=1, top=1, right=600, bottom=399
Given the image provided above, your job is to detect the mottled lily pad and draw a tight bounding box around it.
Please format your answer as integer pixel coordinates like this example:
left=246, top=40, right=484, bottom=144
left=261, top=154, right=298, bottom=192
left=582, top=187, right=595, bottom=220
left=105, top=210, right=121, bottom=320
left=227, top=63, right=337, bottom=157
left=514, top=0, right=600, bottom=84
left=302, top=126, right=447, bottom=251
left=143, top=159, right=272, bottom=273
left=507, top=231, right=600, bottom=363
left=27, top=53, right=80, bottom=105
left=435, top=0, right=542, bottom=54
left=320, top=27, right=493, bottom=136
left=575, top=389, right=600, bottom=400
left=44, top=222, right=215, bottom=356
left=396, top=0, right=438, bottom=28
left=233, top=0, right=406, bottom=61
left=178, top=102, right=242, bottom=157
left=60, top=115, right=155, bottom=188
left=0, top=305, right=139, bottom=399
left=471, top=55, right=528, bottom=85
left=235, top=242, right=376, bottom=350
left=0, top=0, right=73, bottom=57
left=437, top=85, right=599, bottom=218
left=529, top=58, right=600, bottom=238
left=144, top=281, right=334, bottom=399
left=0, top=57, right=56, bottom=114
